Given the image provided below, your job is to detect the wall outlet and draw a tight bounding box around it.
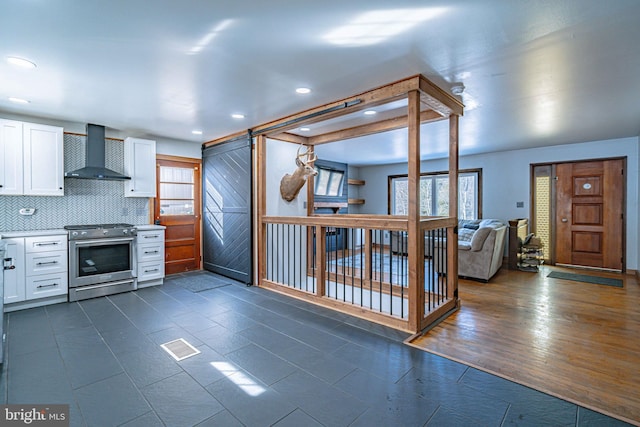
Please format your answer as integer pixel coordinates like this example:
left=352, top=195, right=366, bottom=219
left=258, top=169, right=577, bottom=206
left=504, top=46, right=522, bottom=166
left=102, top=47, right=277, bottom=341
left=516, top=201, right=524, bottom=208
left=19, top=208, right=36, bottom=215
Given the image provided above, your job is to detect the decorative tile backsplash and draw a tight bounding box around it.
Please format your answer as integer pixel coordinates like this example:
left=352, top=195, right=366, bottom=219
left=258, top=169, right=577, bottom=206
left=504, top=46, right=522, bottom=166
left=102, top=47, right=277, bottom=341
left=0, top=134, right=149, bottom=231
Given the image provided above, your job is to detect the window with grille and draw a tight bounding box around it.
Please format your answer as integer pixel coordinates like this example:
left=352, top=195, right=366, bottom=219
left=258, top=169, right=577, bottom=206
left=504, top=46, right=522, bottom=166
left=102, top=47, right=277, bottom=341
left=389, top=169, right=481, bottom=219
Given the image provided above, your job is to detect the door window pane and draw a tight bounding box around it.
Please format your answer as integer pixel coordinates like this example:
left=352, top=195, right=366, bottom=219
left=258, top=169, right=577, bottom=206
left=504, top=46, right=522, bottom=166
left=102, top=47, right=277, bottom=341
left=159, top=166, right=195, bottom=216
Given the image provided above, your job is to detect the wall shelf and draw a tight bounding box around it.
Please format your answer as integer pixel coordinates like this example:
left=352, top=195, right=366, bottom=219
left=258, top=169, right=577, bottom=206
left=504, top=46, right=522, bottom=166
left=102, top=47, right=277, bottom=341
left=314, top=202, right=348, bottom=209
left=348, top=198, right=365, bottom=205
left=347, top=179, right=365, bottom=186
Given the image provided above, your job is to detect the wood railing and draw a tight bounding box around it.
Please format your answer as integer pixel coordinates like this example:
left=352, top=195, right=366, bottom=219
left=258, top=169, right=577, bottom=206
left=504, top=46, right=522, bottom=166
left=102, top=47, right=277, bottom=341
left=259, top=215, right=459, bottom=333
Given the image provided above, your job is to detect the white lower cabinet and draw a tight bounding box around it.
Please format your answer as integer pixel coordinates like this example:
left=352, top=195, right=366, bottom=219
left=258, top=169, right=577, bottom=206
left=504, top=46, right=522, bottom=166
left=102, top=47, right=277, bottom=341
left=136, top=228, right=165, bottom=288
left=3, top=233, right=68, bottom=312
left=3, top=238, right=26, bottom=304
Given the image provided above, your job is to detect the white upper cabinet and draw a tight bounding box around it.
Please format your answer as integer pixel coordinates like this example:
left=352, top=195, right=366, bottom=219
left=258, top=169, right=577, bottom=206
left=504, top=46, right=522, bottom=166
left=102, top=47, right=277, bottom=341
left=0, top=119, right=64, bottom=196
left=23, top=122, right=64, bottom=196
left=0, top=119, right=24, bottom=195
left=124, top=137, right=156, bottom=198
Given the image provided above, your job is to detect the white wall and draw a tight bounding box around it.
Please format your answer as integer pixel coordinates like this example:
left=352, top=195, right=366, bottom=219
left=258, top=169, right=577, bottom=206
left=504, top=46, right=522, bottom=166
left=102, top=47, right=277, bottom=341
left=265, top=138, right=308, bottom=216
left=358, top=136, right=640, bottom=270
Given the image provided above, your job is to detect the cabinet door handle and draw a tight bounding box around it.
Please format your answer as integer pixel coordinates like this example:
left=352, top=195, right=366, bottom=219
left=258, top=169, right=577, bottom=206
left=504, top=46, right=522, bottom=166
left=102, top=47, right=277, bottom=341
left=35, top=242, right=60, bottom=246
left=36, top=260, right=58, bottom=266
left=144, top=250, right=159, bottom=254
left=143, top=235, right=158, bottom=239
left=37, top=283, right=59, bottom=289
left=144, top=268, right=159, bottom=273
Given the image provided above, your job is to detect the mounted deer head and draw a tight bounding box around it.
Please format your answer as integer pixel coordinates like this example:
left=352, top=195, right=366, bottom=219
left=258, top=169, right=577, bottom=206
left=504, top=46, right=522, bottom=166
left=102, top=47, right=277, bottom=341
left=279, top=145, right=318, bottom=202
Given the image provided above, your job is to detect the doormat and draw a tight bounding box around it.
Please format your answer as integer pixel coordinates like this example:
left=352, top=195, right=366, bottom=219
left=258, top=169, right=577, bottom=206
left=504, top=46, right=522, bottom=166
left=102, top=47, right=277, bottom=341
left=547, top=271, right=623, bottom=287
left=172, top=276, right=232, bottom=293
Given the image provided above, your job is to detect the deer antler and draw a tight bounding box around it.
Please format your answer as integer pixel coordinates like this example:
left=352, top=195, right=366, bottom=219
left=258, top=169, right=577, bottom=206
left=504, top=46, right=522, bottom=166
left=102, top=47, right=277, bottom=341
left=295, top=145, right=317, bottom=167
left=280, top=145, right=318, bottom=202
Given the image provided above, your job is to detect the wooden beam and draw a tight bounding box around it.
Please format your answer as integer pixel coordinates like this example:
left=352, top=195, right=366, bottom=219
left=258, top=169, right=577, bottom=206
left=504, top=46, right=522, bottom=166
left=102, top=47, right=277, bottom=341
left=407, top=90, right=423, bottom=332
left=203, top=130, right=248, bottom=148
left=256, top=134, right=267, bottom=287
left=308, top=110, right=443, bottom=146
left=447, top=115, right=459, bottom=301
left=268, top=132, right=309, bottom=144
left=250, top=75, right=422, bottom=136
left=262, top=215, right=410, bottom=231
left=419, top=75, right=465, bottom=117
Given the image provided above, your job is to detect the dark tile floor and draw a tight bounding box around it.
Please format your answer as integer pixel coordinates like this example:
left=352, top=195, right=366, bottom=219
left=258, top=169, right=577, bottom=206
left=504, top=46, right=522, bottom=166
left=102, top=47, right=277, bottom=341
left=0, top=270, right=632, bottom=426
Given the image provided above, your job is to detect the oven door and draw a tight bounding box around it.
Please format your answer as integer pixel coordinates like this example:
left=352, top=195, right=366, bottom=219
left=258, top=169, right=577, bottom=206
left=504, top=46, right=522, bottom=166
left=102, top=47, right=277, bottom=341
left=68, top=237, right=136, bottom=288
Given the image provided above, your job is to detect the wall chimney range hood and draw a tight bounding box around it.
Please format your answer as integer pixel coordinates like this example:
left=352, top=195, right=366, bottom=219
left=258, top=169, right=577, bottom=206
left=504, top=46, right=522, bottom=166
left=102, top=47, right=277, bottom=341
left=64, top=124, right=131, bottom=180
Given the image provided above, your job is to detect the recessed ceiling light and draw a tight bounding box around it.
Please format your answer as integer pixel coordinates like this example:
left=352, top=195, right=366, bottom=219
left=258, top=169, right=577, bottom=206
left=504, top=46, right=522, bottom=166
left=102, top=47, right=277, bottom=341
left=231, top=113, right=245, bottom=119
left=299, top=127, right=311, bottom=132
left=6, top=56, right=36, bottom=69
left=363, top=110, right=377, bottom=115
left=192, top=130, right=203, bottom=135
left=295, top=87, right=311, bottom=94
left=8, top=97, right=30, bottom=104
left=451, top=83, right=465, bottom=96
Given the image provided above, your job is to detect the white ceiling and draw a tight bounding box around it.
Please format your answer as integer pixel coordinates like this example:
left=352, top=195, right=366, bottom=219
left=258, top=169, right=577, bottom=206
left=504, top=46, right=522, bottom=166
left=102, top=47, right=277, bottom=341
left=1, top=1, right=640, bottom=165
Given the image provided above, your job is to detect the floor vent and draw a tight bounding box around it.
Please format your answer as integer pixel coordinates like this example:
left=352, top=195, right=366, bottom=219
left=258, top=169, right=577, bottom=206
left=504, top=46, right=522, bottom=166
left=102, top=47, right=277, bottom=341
left=160, top=338, right=201, bottom=361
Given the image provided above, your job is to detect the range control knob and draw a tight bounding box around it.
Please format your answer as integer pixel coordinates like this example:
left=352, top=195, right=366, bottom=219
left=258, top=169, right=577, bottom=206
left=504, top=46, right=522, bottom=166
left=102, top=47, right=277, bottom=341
left=71, top=231, right=78, bottom=237
left=123, top=229, right=129, bottom=234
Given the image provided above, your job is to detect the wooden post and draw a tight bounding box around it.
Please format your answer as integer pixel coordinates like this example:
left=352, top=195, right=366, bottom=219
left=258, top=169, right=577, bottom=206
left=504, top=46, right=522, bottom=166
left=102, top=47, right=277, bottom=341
left=256, top=134, right=267, bottom=287
left=447, top=115, right=459, bottom=301
left=315, top=226, right=326, bottom=297
left=407, top=90, right=424, bottom=332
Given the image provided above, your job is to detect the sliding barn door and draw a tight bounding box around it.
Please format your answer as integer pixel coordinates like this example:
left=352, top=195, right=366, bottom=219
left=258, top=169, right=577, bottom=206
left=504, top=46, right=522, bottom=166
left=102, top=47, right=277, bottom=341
left=202, top=137, right=252, bottom=284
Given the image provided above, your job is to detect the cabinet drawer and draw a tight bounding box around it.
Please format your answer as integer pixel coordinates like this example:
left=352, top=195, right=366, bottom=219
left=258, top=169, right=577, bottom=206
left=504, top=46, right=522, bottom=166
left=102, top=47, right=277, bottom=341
left=137, top=232, right=163, bottom=242
left=26, top=251, right=68, bottom=276
left=25, top=235, right=67, bottom=253
left=137, top=261, right=164, bottom=281
left=26, top=273, right=68, bottom=299
left=137, top=242, right=163, bottom=262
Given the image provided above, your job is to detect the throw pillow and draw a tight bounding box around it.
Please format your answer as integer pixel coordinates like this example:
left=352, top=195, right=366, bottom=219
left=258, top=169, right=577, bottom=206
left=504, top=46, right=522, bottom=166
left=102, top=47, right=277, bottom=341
left=458, top=228, right=475, bottom=242
left=470, top=227, right=492, bottom=251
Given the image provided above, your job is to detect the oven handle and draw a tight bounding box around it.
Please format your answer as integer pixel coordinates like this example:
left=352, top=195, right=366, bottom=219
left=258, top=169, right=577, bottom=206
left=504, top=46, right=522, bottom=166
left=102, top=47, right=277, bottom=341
left=72, top=237, right=135, bottom=246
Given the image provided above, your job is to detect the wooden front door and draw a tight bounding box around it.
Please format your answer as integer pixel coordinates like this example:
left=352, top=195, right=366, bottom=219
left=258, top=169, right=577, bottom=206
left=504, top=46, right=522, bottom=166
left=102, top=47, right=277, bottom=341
left=154, top=156, right=202, bottom=275
left=555, top=159, right=624, bottom=271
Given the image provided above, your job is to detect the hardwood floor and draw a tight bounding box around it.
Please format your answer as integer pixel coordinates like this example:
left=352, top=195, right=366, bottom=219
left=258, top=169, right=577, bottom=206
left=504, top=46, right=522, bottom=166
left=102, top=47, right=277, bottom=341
left=408, top=265, right=640, bottom=426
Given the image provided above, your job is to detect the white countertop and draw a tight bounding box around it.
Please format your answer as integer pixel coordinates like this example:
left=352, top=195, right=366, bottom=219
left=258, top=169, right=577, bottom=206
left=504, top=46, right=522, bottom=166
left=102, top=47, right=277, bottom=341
left=135, top=224, right=166, bottom=230
left=0, top=229, right=68, bottom=238
left=0, top=225, right=166, bottom=239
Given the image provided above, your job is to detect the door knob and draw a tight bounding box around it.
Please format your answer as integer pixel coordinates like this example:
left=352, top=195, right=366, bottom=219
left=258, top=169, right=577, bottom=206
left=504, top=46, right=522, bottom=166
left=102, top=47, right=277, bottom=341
left=561, top=218, right=568, bottom=223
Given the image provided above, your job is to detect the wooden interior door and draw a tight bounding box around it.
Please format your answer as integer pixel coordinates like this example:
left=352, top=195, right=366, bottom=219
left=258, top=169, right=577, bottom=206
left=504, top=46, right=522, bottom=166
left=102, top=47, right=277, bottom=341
left=154, top=156, right=202, bottom=275
left=555, top=159, right=624, bottom=271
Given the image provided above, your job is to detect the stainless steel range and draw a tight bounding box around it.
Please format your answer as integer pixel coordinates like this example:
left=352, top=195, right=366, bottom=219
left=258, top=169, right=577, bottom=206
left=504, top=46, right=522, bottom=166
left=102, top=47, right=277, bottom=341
left=65, top=223, right=137, bottom=302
